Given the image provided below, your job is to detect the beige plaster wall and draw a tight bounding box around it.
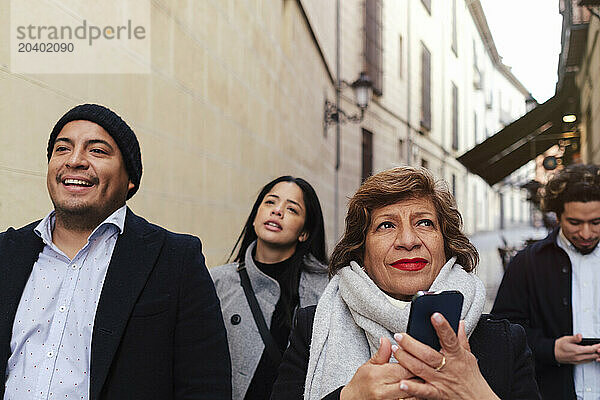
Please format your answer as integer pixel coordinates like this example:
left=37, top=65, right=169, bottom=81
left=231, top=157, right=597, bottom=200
left=0, top=0, right=337, bottom=266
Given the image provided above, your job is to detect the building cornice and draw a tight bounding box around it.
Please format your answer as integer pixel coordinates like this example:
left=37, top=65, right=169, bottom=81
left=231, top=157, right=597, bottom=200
left=467, top=0, right=533, bottom=99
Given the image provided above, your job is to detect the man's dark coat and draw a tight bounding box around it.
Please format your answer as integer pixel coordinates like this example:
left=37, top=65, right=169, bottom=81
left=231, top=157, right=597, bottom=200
left=0, top=209, right=231, bottom=400
left=492, top=228, right=575, bottom=400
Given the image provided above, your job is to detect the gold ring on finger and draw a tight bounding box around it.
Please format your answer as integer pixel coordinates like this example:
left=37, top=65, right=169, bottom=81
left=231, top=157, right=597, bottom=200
left=434, top=354, right=446, bottom=372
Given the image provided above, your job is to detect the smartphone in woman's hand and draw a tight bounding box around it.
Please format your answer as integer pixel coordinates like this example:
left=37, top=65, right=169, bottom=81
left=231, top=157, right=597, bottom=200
left=406, top=290, right=464, bottom=351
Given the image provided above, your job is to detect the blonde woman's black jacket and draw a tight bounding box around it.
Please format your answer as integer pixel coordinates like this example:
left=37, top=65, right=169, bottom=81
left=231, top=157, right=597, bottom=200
left=492, top=228, right=575, bottom=400
left=271, top=306, right=541, bottom=400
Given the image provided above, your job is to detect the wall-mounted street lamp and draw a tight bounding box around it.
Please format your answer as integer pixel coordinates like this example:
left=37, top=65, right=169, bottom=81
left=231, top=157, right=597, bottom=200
left=324, top=71, right=373, bottom=240
left=324, top=72, right=373, bottom=127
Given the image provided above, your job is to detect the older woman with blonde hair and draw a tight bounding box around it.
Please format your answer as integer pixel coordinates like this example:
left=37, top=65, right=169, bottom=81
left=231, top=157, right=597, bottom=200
left=271, top=167, right=540, bottom=400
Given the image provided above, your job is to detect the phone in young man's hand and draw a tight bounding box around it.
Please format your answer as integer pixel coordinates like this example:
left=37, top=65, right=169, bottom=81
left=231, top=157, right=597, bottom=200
left=406, top=290, right=464, bottom=351
left=579, top=338, right=600, bottom=346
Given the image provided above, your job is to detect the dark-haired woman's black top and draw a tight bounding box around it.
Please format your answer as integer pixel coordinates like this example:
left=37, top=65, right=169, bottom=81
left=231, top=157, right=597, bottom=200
left=244, top=256, right=300, bottom=400
left=270, top=306, right=541, bottom=400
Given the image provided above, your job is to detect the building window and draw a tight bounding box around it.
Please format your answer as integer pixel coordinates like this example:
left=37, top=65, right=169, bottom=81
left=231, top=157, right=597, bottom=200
left=421, top=0, right=431, bottom=14
left=451, top=0, right=457, bottom=55
left=511, top=193, right=515, bottom=222
left=472, top=39, right=483, bottom=90
left=420, top=43, right=431, bottom=131
left=473, top=111, right=478, bottom=144
left=398, top=138, right=405, bottom=162
left=486, top=89, right=493, bottom=109
left=365, top=0, right=383, bottom=96
left=472, top=184, right=478, bottom=228
left=398, top=35, right=403, bottom=78
left=451, top=82, right=458, bottom=150
left=362, top=128, right=373, bottom=182
left=451, top=173, right=457, bottom=199
left=421, top=158, right=429, bottom=169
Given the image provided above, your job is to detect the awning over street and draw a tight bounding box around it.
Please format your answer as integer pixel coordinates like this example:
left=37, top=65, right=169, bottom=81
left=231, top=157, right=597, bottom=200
left=457, top=88, right=578, bottom=186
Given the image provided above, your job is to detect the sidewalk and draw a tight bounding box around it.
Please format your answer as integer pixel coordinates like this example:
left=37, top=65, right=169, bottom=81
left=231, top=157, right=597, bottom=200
left=469, top=224, right=547, bottom=312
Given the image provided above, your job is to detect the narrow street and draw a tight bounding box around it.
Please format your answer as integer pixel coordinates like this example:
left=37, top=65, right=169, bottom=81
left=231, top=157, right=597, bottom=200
left=470, top=224, right=548, bottom=312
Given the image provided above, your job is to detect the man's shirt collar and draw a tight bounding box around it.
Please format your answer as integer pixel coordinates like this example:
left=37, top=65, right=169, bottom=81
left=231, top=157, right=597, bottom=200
left=34, top=205, right=127, bottom=246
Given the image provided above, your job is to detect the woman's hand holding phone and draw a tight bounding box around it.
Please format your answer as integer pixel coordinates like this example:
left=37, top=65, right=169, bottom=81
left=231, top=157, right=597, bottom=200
left=340, top=337, right=416, bottom=400
left=392, top=314, right=500, bottom=400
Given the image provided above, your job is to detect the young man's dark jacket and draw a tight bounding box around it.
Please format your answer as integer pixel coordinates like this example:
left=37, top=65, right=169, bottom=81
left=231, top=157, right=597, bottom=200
left=492, top=227, right=575, bottom=400
left=0, top=208, right=232, bottom=400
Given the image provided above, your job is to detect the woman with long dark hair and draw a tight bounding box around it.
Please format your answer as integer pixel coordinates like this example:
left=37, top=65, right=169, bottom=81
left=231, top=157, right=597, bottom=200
left=210, top=176, right=329, bottom=400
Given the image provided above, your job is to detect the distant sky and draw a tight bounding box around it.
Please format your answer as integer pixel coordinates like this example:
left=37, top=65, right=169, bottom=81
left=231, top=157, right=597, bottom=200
left=480, top=0, right=563, bottom=103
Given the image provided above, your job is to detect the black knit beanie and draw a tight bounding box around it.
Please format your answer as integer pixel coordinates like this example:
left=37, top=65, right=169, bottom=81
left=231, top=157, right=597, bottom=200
left=47, top=104, right=142, bottom=199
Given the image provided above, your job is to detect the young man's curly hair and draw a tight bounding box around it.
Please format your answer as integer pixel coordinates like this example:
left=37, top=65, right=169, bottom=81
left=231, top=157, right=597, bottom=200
left=541, top=164, right=600, bottom=218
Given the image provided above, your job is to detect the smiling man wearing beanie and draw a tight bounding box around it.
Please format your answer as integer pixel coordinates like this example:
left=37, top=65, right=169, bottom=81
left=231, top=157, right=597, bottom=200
left=0, top=104, right=231, bottom=400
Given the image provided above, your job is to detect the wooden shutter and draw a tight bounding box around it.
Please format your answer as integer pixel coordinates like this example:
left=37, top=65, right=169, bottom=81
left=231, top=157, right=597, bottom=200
left=452, top=82, right=458, bottom=150
left=365, top=0, right=383, bottom=95
left=399, top=35, right=403, bottom=78
left=451, top=174, right=457, bottom=198
left=451, top=0, right=457, bottom=54
left=362, top=129, right=373, bottom=182
left=420, top=44, right=431, bottom=131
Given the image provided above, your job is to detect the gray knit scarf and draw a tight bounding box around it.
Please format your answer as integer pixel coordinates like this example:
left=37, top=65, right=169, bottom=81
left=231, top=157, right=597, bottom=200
left=303, top=257, right=486, bottom=400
